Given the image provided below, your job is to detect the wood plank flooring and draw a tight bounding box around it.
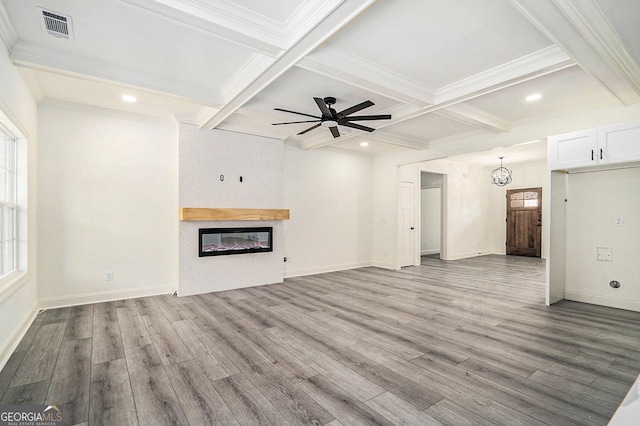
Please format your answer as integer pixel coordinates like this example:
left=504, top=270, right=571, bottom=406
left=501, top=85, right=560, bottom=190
left=2, top=255, right=640, bottom=425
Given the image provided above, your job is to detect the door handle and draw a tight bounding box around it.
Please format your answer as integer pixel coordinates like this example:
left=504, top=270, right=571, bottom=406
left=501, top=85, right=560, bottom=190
left=410, top=227, right=415, bottom=230
left=600, top=148, right=603, bottom=160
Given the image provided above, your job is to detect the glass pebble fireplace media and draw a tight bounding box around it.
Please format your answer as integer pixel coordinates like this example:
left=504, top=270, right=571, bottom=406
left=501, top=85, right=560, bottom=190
left=199, top=227, right=273, bottom=257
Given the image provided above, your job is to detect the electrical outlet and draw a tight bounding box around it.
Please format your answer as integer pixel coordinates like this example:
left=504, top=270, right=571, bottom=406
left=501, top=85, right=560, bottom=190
left=106, top=271, right=113, bottom=281
left=615, top=217, right=624, bottom=228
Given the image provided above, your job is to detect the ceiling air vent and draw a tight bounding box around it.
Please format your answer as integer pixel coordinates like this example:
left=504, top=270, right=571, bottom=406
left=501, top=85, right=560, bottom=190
left=38, top=8, right=74, bottom=40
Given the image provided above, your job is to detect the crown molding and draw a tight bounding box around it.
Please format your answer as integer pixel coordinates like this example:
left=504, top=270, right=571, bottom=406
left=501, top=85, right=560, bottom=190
left=364, top=131, right=428, bottom=150
left=200, top=0, right=377, bottom=130
left=120, top=0, right=342, bottom=55
left=436, top=45, right=574, bottom=104
left=298, top=46, right=435, bottom=106
left=435, top=104, right=511, bottom=133
left=119, top=0, right=283, bottom=55
left=509, top=0, right=640, bottom=105
left=9, top=41, right=225, bottom=106
left=0, top=0, right=18, bottom=50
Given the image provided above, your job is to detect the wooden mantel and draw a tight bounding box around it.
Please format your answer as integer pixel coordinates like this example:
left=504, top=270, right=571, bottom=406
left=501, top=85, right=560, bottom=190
left=179, top=208, right=290, bottom=221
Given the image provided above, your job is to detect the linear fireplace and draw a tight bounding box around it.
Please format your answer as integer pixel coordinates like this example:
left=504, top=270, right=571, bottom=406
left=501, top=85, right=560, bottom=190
left=199, top=227, right=273, bottom=257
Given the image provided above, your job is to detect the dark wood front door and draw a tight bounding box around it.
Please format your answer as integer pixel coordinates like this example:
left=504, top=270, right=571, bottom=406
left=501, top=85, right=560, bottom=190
left=506, top=187, right=542, bottom=257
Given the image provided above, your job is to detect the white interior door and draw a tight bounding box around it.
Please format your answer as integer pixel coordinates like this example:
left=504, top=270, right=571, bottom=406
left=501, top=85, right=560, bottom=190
left=399, top=181, right=415, bottom=267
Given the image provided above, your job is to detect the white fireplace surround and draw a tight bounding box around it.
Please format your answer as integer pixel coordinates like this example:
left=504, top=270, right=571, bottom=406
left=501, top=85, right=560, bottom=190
left=178, top=125, right=285, bottom=296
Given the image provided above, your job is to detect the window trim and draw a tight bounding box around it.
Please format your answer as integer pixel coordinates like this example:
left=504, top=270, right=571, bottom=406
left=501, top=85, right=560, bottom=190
left=0, top=109, right=28, bottom=300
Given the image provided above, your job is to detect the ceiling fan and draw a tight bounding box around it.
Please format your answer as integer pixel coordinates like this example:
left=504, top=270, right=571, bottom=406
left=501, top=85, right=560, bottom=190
left=272, top=97, right=391, bottom=138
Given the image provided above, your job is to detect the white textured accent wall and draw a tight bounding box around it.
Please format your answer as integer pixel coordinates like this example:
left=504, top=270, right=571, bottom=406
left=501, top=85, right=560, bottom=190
left=179, top=125, right=284, bottom=296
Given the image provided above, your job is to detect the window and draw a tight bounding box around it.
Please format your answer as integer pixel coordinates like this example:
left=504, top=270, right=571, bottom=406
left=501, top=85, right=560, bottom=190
left=0, top=132, right=16, bottom=278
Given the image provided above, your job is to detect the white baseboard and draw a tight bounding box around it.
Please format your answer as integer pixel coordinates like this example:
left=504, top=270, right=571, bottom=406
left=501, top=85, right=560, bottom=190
left=284, top=261, right=373, bottom=278
left=564, top=290, right=640, bottom=312
left=39, top=285, right=172, bottom=310
left=0, top=302, right=38, bottom=371
left=372, top=261, right=398, bottom=270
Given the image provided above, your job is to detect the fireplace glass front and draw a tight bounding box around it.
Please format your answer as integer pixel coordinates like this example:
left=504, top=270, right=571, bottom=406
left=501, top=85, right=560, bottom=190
left=199, top=227, right=273, bottom=257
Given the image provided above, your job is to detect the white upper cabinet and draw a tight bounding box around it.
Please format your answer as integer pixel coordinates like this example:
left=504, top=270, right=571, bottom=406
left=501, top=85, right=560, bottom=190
left=548, top=121, right=640, bottom=171
left=599, top=121, right=640, bottom=164
left=548, top=128, right=598, bottom=170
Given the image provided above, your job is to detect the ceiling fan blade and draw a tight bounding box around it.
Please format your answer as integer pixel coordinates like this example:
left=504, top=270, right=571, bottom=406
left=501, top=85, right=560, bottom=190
left=297, top=123, right=322, bottom=135
left=338, top=100, right=374, bottom=117
left=314, top=97, right=332, bottom=117
left=274, top=108, right=320, bottom=119
left=340, top=122, right=376, bottom=132
left=341, top=114, right=391, bottom=121
left=329, top=126, right=340, bottom=138
left=272, top=120, right=321, bottom=125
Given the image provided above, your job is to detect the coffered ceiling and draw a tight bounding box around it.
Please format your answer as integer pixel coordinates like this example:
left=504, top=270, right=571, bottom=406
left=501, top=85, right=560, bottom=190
left=1, top=0, right=639, bottom=157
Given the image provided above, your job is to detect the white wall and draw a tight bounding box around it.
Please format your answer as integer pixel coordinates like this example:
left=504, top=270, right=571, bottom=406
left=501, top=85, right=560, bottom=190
left=0, top=40, right=39, bottom=368
left=485, top=160, right=547, bottom=256
left=38, top=101, right=177, bottom=307
left=564, top=167, right=640, bottom=311
left=179, top=126, right=284, bottom=295
left=283, top=144, right=373, bottom=277
left=420, top=161, right=493, bottom=260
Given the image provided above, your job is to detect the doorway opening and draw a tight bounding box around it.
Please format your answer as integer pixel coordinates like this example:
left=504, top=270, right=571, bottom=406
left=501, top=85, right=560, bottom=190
left=420, top=172, right=444, bottom=262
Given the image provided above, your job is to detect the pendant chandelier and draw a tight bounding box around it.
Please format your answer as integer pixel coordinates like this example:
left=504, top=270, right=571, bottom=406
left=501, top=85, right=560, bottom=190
left=490, top=156, right=512, bottom=186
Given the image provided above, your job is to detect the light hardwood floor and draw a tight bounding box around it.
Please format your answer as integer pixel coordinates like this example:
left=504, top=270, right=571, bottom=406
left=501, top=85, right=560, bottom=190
left=1, top=255, right=639, bottom=425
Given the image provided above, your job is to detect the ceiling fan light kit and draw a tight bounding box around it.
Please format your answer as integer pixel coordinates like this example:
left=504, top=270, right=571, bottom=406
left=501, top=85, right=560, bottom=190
left=272, top=96, right=391, bottom=138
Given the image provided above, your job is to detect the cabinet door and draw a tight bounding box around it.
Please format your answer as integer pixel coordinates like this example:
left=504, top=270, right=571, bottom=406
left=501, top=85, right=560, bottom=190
left=548, top=128, right=598, bottom=170
left=598, top=121, right=640, bottom=165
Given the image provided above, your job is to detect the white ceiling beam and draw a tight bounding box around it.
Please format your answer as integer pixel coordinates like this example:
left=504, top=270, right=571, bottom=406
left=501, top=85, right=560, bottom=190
left=17, top=68, right=44, bottom=103
left=119, top=0, right=281, bottom=56
left=435, top=45, right=574, bottom=104
left=434, top=104, right=511, bottom=133
left=509, top=0, right=640, bottom=105
left=200, top=0, right=378, bottom=130
left=360, top=131, right=428, bottom=150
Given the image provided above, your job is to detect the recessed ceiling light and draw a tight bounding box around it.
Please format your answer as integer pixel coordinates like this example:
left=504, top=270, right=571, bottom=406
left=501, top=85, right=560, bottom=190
left=526, top=93, right=542, bottom=102
left=122, top=94, right=137, bottom=103
left=360, top=142, right=369, bottom=147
